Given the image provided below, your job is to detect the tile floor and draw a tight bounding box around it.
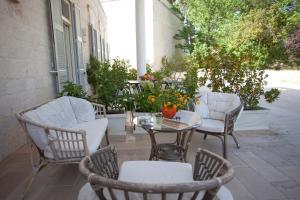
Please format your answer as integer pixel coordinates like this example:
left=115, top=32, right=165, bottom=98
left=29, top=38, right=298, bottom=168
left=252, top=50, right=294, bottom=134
left=0, top=130, right=300, bottom=200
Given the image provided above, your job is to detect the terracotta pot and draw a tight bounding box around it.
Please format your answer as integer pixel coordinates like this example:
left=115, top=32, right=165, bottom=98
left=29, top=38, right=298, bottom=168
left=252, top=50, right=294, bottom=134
left=162, top=105, right=177, bottom=119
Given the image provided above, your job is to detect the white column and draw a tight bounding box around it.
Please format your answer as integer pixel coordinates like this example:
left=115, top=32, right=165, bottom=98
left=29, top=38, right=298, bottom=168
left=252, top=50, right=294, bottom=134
left=135, top=0, right=146, bottom=78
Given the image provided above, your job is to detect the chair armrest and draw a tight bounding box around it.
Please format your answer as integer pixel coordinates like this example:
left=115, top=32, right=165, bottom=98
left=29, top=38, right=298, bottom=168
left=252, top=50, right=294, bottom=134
left=194, top=148, right=234, bottom=200
left=224, top=102, right=243, bottom=134
left=193, top=148, right=225, bottom=181
left=89, top=146, right=119, bottom=180
left=46, top=127, right=89, bottom=160
left=91, top=102, right=106, bottom=118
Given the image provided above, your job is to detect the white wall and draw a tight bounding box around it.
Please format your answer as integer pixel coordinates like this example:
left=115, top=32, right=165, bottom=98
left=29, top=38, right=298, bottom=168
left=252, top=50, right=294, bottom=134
left=153, top=0, right=182, bottom=70
left=101, top=0, right=182, bottom=71
left=101, top=0, right=137, bottom=67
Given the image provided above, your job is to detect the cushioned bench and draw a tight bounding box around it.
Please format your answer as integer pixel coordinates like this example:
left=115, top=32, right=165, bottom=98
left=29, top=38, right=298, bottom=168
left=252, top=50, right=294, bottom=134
left=16, top=96, right=109, bottom=198
left=17, top=96, right=109, bottom=160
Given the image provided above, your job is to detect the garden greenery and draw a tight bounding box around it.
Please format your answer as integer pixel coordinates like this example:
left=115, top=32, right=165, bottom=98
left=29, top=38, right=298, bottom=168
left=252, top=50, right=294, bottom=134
left=60, top=81, right=87, bottom=99
left=172, top=0, right=299, bottom=110
left=87, top=56, right=133, bottom=113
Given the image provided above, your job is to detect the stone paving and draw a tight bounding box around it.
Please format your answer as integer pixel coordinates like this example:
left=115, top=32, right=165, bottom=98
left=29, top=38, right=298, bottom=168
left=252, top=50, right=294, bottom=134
left=0, top=87, right=300, bottom=200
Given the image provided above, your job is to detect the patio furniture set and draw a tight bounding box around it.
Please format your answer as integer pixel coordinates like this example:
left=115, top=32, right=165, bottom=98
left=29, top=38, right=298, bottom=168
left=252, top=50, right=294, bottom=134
left=16, top=90, right=242, bottom=199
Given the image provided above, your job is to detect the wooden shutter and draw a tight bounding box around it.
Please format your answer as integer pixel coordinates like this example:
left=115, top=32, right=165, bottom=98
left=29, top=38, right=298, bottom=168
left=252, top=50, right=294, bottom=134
left=106, top=43, right=109, bottom=60
left=74, top=6, right=85, bottom=87
left=99, top=34, right=103, bottom=61
left=102, top=37, right=105, bottom=60
left=50, top=0, right=68, bottom=93
left=93, top=29, right=98, bottom=58
left=89, top=24, right=94, bottom=56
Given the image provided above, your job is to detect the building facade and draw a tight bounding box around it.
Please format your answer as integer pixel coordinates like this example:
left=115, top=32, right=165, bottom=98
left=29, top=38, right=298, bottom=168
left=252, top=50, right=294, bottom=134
left=0, top=0, right=108, bottom=161
left=0, top=0, right=181, bottom=161
left=101, top=0, right=182, bottom=74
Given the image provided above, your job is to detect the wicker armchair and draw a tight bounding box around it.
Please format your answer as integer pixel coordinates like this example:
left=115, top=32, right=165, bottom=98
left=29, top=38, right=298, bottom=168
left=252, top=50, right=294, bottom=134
left=79, top=146, right=234, bottom=200
left=15, top=96, right=108, bottom=198
left=194, top=92, right=243, bottom=158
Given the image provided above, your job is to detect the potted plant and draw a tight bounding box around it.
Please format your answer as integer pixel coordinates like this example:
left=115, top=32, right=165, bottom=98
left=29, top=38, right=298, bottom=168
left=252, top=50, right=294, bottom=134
left=87, top=57, right=132, bottom=135
left=133, top=79, right=196, bottom=133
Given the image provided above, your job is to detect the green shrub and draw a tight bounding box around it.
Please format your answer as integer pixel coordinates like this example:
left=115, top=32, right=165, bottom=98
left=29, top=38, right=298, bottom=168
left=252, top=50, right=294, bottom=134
left=87, top=56, right=131, bottom=112
left=60, top=81, right=87, bottom=99
left=264, top=88, right=280, bottom=103
left=127, top=68, right=137, bottom=80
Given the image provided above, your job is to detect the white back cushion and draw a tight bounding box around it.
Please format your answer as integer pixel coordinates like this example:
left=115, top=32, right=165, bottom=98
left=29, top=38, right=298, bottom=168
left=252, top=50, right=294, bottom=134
left=24, top=96, right=77, bottom=128
left=23, top=96, right=77, bottom=151
left=194, top=94, right=210, bottom=119
left=69, top=96, right=95, bottom=123
left=207, top=92, right=240, bottom=121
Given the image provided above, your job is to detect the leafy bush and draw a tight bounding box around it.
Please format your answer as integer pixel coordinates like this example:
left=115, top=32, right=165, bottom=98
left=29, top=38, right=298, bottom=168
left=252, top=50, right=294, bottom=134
left=264, top=88, right=280, bottom=103
left=60, top=81, right=87, bottom=99
left=87, top=56, right=131, bottom=112
left=134, top=81, right=163, bottom=112
left=127, top=68, right=137, bottom=80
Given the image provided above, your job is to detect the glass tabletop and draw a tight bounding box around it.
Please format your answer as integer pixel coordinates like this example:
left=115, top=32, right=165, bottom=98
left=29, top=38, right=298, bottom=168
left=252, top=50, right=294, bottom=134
left=133, top=110, right=202, bottom=132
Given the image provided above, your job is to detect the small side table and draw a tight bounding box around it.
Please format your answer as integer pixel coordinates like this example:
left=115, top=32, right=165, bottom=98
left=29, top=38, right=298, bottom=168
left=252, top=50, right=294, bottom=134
left=133, top=112, right=201, bottom=162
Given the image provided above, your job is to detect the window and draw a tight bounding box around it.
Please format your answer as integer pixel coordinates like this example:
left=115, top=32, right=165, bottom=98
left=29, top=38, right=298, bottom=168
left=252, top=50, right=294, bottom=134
left=89, top=24, right=98, bottom=58
left=50, top=0, right=85, bottom=92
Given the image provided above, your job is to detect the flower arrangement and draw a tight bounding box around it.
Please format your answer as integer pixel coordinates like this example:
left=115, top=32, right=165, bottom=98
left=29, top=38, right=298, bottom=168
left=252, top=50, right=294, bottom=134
left=134, top=81, right=197, bottom=117
left=162, top=88, right=189, bottom=110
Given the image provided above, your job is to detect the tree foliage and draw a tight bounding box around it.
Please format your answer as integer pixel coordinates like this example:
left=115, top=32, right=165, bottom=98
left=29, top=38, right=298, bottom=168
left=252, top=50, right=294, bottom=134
left=172, top=0, right=299, bottom=109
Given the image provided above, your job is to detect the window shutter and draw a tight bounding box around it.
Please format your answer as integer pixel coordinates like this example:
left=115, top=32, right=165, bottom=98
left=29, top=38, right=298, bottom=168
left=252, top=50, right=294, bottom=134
left=74, top=6, right=85, bottom=87
left=102, top=38, right=105, bottom=60
left=106, top=43, right=109, bottom=59
left=93, top=29, right=98, bottom=58
left=89, top=24, right=94, bottom=56
left=50, top=0, right=67, bottom=93
left=99, top=34, right=103, bottom=61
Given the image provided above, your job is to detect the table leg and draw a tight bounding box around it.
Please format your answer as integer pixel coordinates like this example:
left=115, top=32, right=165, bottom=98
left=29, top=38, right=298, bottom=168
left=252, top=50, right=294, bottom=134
left=148, top=130, right=157, bottom=160
left=183, top=129, right=194, bottom=162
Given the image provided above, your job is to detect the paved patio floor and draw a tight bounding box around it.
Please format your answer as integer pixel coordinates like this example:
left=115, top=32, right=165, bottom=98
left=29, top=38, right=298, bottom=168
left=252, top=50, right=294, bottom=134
left=0, top=88, right=300, bottom=200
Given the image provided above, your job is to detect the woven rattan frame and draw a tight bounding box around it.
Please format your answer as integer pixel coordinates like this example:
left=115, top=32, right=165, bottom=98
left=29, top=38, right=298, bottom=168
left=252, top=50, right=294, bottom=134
left=79, top=146, right=234, bottom=200
left=15, top=98, right=108, bottom=198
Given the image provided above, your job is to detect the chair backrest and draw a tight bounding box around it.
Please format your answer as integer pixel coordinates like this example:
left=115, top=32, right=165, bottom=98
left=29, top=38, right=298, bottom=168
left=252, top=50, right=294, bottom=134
left=79, top=146, right=234, bottom=200
left=194, top=92, right=242, bottom=121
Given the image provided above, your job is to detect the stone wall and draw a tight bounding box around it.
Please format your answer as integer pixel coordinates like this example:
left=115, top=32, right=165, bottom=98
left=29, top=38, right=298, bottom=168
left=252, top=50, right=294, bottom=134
left=0, top=0, right=56, bottom=161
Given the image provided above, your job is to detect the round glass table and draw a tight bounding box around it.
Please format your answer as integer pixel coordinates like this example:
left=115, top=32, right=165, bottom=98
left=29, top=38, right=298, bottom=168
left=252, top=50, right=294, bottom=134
left=133, top=111, right=201, bottom=162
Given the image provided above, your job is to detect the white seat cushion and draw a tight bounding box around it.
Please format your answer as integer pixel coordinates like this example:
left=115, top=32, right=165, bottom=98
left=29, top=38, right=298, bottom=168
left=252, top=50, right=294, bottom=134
left=197, top=119, right=224, bottom=133
left=44, top=118, right=108, bottom=159
left=78, top=183, right=233, bottom=200
left=119, top=161, right=194, bottom=183
left=78, top=183, right=98, bottom=200
left=70, top=118, right=108, bottom=154
left=111, top=161, right=205, bottom=200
